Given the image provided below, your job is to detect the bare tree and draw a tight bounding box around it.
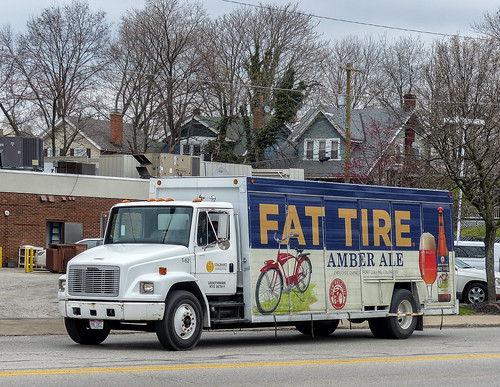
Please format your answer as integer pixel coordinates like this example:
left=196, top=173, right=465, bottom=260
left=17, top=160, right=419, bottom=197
left=419, top=36, right=500, bottom=303
left=197, top=9, right=250, bottom=118
left=244, top=3, right=328, bottom=110
left=374, top=36, right=428, bottom=110
left=318, top=36, right=381, bottom=109
left=473, top=7, right=500, bottom=39
left=0, top=26, right=33, bottom=136
left=121, top=0, right=207, bottom=153
left=12, top=0, right=110, bottom=155
left=108, top=8, right=166, bottom=153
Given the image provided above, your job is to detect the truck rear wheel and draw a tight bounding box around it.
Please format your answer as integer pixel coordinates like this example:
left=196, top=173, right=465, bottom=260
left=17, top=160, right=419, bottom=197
left=156, top=290, right=203, bottom=351
left=64, top=318, right=110, bottom=345
left=368, top=318, right=389, bottom=338
left=369, top=289, right=418, bottom=339
left=295, top=320, right=339, bottom=336
left=385, top=289, right=418, bottom=339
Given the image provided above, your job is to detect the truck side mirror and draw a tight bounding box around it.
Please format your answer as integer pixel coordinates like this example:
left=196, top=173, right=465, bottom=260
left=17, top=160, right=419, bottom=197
left=218, top=239, right=230, bottom=250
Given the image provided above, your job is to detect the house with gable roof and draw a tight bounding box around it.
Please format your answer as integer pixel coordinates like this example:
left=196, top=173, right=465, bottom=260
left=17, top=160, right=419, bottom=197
left=44, top=112, right=150, bottom=158
left=177, top=113, right=248, bottom=161
left=177, top=107, right=291, bottom=163
left=276, top=94, right=421, bottom=185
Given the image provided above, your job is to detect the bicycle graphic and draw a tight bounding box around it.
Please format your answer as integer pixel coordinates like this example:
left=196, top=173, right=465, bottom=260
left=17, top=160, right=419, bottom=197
left=255, top=233, right=312, bottom=314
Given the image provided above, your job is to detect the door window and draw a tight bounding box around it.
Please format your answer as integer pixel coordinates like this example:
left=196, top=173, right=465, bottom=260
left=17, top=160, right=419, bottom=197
left=197, top=211, right=230, bottom=247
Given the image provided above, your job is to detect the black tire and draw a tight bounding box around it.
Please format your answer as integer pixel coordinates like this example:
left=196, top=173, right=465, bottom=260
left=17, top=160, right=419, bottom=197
left=295, top=320, right=340, bottom=336
left=255, top=268, right=283, bottom=314
left=385, top=289, right=418, bottom=339
left=64, top=318, right=110, bottom=345
left=296, top=257, right=312, bottom=293
left=463, top=282, right=487, bottom=303
left=368, top=318, right=389, bottom=338
left=156, top=290, right=203, bottom=351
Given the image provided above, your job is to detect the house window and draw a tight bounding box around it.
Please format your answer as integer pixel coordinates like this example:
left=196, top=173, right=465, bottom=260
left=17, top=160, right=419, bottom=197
left=70, top=148, right=90, bottom=156
left=306, top=141, right=314, bottom=160
left=46, top=148, right=61, bottom=157
left=319, top=141, right=326, bottom=160
left=180, top=141, right=210, bottom=160
left=395, top=143, right=403, bottom=165
left=304, top=139, right=340, bottom=161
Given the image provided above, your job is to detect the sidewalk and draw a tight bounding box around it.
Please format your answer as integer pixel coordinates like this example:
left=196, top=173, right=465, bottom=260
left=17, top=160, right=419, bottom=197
left=1, top=268, right=499, bottom=336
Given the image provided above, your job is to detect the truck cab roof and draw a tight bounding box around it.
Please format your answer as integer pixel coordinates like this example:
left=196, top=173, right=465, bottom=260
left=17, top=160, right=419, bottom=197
left=113, top=200, right=234, bottom=210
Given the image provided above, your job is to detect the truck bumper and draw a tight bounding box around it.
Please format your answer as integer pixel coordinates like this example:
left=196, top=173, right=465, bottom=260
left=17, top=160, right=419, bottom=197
left=59, top=300, right=165, bottom=321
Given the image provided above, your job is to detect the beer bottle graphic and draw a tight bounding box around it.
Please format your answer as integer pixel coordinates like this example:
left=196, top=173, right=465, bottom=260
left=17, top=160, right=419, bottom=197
left=437, top=207, right=451, bottom=302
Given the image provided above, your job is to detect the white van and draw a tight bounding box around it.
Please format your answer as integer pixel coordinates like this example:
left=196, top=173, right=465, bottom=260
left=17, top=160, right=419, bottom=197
left=454, top=241, right=500, bottom=271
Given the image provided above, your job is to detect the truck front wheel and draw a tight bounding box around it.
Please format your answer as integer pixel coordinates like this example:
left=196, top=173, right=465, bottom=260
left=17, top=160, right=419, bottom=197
left=156, top=290, right=203, bottom=351
left=64, top=318, right=110, bottom=345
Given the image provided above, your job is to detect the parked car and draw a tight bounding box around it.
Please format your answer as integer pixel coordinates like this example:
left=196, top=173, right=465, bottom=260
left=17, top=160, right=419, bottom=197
left=455, top=258, right=500, bottom=303
left=75, top=238, right=103, bottom=249
left=454, top=240, right=500, bottom=271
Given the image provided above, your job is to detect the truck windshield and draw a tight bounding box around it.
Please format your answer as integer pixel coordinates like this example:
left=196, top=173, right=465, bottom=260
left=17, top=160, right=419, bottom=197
left=105, top=206, right=193, bottom=246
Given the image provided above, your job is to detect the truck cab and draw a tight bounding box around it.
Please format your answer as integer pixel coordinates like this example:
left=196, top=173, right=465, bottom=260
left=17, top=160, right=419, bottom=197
left=59, top=198, right=243, bottom=350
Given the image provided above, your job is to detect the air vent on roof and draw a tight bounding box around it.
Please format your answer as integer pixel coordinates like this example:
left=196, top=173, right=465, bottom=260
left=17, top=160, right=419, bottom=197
left=0, top=137, right=44, bottom=171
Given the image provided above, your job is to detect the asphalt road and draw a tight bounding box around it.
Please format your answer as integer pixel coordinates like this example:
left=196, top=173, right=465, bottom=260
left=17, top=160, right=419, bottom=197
left=0, top=327, right=499, bottom=386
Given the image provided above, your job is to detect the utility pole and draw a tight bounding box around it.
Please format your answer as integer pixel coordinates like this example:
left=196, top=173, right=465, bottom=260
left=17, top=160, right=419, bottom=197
left=340, top=63, right=362, bottom=183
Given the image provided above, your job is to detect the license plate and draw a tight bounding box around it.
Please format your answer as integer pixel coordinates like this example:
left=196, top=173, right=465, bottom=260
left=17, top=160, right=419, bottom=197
left=89, top=319, right=104, bottom=330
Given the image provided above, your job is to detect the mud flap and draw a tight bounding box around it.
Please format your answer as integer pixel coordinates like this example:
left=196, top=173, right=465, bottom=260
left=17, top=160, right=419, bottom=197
left=415, top=315, right=424, bottom=331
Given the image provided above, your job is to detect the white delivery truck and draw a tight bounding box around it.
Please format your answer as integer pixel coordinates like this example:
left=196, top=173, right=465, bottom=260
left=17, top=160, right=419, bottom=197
left=58, top=177, right=457, bottom=350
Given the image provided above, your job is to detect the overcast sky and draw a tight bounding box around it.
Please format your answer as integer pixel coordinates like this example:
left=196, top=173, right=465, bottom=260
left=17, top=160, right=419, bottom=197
left=1, top=0, right=499, bottom=43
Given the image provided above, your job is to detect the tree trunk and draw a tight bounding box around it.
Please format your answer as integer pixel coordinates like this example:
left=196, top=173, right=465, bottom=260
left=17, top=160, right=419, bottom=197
left=483, top=218, right=497, bottom=304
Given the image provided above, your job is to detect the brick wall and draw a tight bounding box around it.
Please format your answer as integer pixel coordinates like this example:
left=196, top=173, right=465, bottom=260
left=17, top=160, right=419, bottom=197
left=0, top=192, right=122, bottom=267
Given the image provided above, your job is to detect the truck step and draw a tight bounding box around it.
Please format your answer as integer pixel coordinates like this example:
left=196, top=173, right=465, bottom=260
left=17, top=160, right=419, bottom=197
left=209, top=301, right=244, bottom=308
left=209, top=300, right=245, bottom=320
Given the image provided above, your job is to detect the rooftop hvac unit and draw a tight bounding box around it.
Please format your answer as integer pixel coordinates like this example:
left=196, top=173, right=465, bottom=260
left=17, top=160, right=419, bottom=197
left=133, top=153, right=200, bottom=178
left=56, top=161, right=96, bottom=175
left=0, top=137, right=44, bottom=171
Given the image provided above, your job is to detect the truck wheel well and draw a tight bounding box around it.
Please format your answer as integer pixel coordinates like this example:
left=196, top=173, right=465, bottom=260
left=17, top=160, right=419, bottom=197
left=394, top=282, right=421, bottom=310
left=393, top=282, right=411, bottom=292
left=166, top=282, right=206, bottom=313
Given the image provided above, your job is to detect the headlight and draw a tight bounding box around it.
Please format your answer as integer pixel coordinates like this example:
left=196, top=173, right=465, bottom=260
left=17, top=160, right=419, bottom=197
left=140, top=281, right=154, bottom=294
left=58, top=278, right=66, bottom=292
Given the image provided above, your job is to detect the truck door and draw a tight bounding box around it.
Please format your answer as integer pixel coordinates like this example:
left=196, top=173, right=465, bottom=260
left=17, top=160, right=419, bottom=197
left=194, top=209, right=237, bottom=295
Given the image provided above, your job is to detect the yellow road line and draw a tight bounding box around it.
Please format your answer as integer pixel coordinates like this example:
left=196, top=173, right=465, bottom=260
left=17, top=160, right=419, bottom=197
left=1, top=354, right=500, bottom=377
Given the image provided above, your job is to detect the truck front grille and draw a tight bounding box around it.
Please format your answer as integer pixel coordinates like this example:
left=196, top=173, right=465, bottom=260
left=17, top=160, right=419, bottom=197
left=68, top=265, right=120, bottom=297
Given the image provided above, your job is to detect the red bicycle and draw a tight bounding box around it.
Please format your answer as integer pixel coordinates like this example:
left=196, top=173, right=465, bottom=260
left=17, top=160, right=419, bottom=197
left=255, top=233, right=312, bottom=314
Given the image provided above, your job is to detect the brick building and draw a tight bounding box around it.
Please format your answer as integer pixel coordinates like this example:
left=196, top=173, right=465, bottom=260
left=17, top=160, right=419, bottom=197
left=0, top=169, right=148, bottom=267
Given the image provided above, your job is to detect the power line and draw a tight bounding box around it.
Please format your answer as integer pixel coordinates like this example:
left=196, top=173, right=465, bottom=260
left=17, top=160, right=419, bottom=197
left=222, top=0, right=489, bottom=41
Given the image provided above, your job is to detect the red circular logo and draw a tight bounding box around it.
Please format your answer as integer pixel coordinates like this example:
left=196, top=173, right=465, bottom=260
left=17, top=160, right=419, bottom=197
left=329, top=278, right=347, bottom=310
